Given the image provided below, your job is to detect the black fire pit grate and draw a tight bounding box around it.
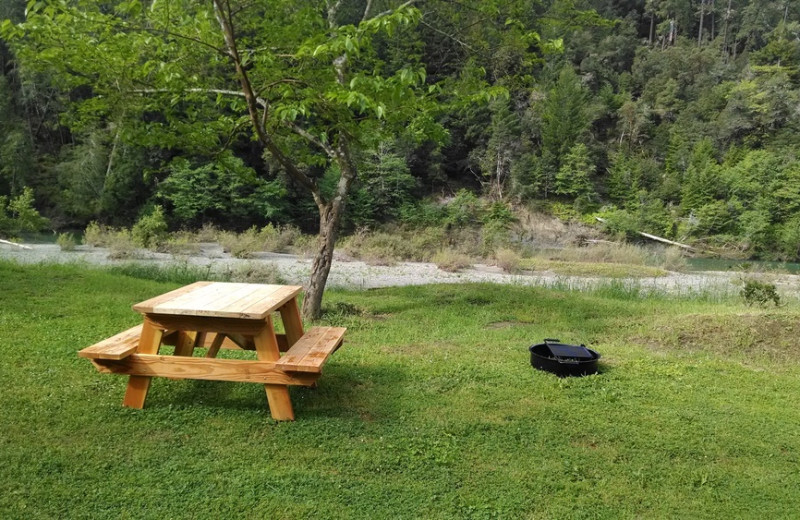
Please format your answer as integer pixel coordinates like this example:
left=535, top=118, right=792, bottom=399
left=529, top=338, right=600, bottom=377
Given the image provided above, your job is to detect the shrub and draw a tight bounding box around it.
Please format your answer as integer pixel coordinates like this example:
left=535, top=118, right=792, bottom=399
left=227, top=261, right=283, bottom=284
left=494, top=247, right=522, bottom=273
left=432, top=248, right=472, bottom=272
left=56, top=233, right=78, bottom=251
left=195, top=223, right=220, bottom=242
left=158, top=234, right=201, bottom=255
left=0, top=187, right=47, bottom=238
left=660, top=247, right=688, bottom=271
left=290, top=233, right=317, bottom=257
left=217, top=227, right=263, bottom=258
left=83, top=221, right=108, bottom=247
left=740, top=278, right=780, bottom=307
left=260, top=223, right=301, bottom=253
left=107, top=229, right=138, bottom=259
left=132, top=206, right=168, bottom=249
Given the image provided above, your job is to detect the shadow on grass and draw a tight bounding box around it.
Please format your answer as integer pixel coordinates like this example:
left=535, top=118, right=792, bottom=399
left=142, top=363, right=409, bottom=420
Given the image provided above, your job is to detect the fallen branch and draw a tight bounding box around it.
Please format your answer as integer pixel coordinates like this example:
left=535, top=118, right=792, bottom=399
left=0, top=238, right=32, bottom=250
left=595, top=217, right=696, bottom=252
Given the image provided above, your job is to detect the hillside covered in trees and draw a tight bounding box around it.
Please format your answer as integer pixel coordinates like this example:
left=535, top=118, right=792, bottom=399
left=2, top=0, right=800, bottom=261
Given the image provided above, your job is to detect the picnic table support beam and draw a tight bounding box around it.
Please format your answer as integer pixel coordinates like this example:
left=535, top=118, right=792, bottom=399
left=279, top=299, right=304, bottom=347
left=254, top=317, right=295, bottom=421
left=122, top=320, right=164, bottom=409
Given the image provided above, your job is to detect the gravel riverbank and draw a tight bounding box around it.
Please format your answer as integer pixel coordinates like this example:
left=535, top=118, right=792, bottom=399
left=4, top=242, right=800, bottom=298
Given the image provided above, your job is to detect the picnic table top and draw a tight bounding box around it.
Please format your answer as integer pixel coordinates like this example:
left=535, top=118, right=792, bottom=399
left=132, top=281, right=303, bottom=320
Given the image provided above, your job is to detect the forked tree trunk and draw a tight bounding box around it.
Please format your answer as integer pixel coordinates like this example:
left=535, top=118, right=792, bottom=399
left=302, top=139, right=357, bottom=320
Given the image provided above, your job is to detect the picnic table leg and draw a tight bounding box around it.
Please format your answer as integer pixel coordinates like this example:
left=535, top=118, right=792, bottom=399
left=122, top=320, right=164, bottom=409
left=253, top=316, right=294, bottom=421
left=174, top=331, right=197, bottom=356
left=279, top=298, right=304, bottom=347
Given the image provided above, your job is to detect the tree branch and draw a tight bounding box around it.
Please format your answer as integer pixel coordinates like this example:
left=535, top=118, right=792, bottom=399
left=419, top=19, right=476, bottom=51
left=211, top=0, right=320, bottom=200
left=361, top=0, right=374, bottom=22
left=284, top=121, right=336, bottom=158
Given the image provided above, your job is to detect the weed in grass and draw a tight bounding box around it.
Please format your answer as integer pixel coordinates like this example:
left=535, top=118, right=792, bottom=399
left=740, top=278, right=781, bottom=307
left=109, top=262, right=216, bottom=284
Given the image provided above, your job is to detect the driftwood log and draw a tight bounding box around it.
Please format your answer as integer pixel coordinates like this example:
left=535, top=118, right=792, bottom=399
left=595, top=217, right=696, bottom=252
left=0, top=238, right=32, bottom=250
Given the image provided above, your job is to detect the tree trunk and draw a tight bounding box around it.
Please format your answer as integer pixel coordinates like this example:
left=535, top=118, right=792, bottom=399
left=302, top=205, right=340, bottom=319
left=302, top=139, right=357, bottom=319
left=649, top=13, right=655, bottom=45
left=698, top=0, right=705, bottom=45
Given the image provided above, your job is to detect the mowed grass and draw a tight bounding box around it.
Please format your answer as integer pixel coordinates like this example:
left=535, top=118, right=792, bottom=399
left=2, top=262, right=800, bottom=519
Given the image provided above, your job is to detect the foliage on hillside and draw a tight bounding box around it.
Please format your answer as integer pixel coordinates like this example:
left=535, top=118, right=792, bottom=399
left=2, top=0, right=800, bottom=259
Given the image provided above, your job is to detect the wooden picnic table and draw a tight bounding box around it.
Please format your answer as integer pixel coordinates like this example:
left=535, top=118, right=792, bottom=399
left=79, top=281, right=346, bottom=421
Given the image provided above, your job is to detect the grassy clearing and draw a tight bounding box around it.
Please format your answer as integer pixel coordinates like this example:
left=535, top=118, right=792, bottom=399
left=2, top=262, right=800, bottom=518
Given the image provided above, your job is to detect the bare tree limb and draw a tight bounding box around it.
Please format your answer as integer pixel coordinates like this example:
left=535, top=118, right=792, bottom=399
left=361, top=0, right=374, bottom=22
left=419, top=19, right=476, bottom=51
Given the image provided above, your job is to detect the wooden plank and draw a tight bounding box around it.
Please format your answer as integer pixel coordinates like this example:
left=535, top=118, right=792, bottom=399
left=276, top=327, right=346, bottom=374
left=218, top=284, right=285, bottom=315
left=279, top=298, right=304, bottom=348
left=239, top=285, right=303, bottom=319
left=252, top=316, right=294, bottom=420
left=276, top=327, right=328, bottom=368
left=78, top=324, right=142, bottom=360
left=144, top=315, right=267, bottom=336
left=149, top=282, right=245, bottom=316
left=93, top=355, right=318, bottom=386
left=132, top=281, right=212, bottom=314
left=122, top=321, right=164, bottom=409
left=195, top=332, right=288, bottom=352
left=205, top=333, right=225, bottom=358
left=138, top=282, right=302, bottom=319
left=173, top=330, right=197, bottom=357
left=167, top=282, right=260, bottom=315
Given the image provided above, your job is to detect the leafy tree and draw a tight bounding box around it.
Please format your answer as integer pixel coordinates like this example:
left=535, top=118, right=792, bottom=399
left=159, top=154, right=286, bottom=229
left=555, top=142, right=595, bottom=199
left=6, top=0, right=446, bottom=318
left=680, top=137, right=721, bottom=212
left=0, top=186, right=47, bottom=237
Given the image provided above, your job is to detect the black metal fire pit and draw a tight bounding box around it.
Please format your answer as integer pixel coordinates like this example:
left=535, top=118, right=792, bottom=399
left=529, top=338, right=600, bottom=377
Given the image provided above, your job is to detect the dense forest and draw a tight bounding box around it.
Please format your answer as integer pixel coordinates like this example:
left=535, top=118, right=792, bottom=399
left=2, top=0, right=800, bottom=262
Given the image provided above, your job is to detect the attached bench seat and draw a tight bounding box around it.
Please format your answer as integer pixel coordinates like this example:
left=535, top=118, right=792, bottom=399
left=78, top=324, right=142, bottom=360
left=80, top=324, right=346, bottom=377
left=276, top=326, right=346, bottom=374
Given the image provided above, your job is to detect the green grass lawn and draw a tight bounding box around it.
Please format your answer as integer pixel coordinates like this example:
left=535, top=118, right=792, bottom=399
left=2, top=261, right=800, bottom=519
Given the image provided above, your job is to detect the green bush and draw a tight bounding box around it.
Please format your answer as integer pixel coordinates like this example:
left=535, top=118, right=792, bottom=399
left=107, top=229, right=138, bottom=259
left=83, top=221, right=108, bottom=247
left=217, top=227, right=263, bottom=259
left=131, top=206, right=168, bottom=249
left=56, top=233, right=78, bottom=251
left=0, top=187, right=47, bottom=238
left=740, top=278, right=780, bottom=307
left=432, top=248, right=473, bottom=272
